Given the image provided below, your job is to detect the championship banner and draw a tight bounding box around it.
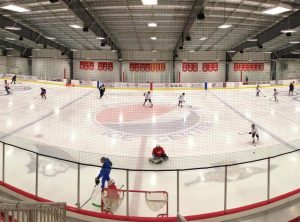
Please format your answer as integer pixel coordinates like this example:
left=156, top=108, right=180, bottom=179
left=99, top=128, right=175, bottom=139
left=103, top=62, right=108, bottom=71
left=129, top=63, right=166, bottom=72
left=182, top=63, right=198, bottom=72
left=89, top=62, right=94, bottom=70
left=130, top=63, right=135, bottom=72
left=202, top=63, right=218, bottom=72
left=108, top=62, right=113, bottom=71
left=182, top=63, right=188, bottom=72
left=234, top=63, right=264, bottom=71
left=83, top=61, right=89, bottom=70
left=98, top=62, right=103, bottom=71
left=80, top=61, right=84, bottom=70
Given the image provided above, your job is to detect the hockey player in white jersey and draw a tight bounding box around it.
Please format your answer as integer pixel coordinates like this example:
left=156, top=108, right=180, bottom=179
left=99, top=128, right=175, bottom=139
left=178, top=93, right=185, bottom=107
left=143, top=91, right=153, bottom=108
left=249, top=124, right=259, bottom=144
left=256, top=85, right=260, bottom=96
left=273, top=88, right=279, bottom=102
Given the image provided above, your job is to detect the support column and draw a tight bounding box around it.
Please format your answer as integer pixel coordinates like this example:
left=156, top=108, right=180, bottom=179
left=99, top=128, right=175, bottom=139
left=26, top=49, right=32, bottom=76
left=225, top=52, right=231, bottom=82
left=270, top=53, right=277, bottom=80
left=68, top=52, right=74, bottom=80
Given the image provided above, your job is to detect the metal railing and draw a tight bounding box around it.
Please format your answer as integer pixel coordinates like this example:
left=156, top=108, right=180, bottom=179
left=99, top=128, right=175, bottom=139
left=0, top=198, right=66, bottom=222
left=1, top=139, right=300, bottom=219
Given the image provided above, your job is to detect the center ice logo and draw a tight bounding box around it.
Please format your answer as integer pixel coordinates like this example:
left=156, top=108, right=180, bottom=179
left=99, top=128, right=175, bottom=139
left=96, top=104, right=213, bottom=139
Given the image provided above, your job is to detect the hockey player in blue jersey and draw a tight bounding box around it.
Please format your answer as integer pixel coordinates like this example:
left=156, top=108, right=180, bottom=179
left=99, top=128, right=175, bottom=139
left=95, top=157, right=112, bottom=192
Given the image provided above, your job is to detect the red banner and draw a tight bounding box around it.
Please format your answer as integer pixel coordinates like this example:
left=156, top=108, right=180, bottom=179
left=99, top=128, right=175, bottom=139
left=234, top=63, right=264, bottom=71
left=80, top=61, right=113, bottom=71
left=182, top=63, right=198, bottom=72
left=202, top=63, right=218, bottom=72
left=129, top=63, right=166, bottom=72
left=89, top=62, right=94, bottom=70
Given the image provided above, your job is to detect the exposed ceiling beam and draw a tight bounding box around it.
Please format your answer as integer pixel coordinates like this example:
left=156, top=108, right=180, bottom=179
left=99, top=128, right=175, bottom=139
left=273, top=43, right=300, bottom=58
left=0, top=15, right=71, bottom=57
left=173, top=0, right=205, bottom=55
left=231, top=10, right=300, bottom=54
left=0, top=39, right=31, bottom=57
left=62, top=0, right=122, bottom=59
left=280, top=53, right=300, bottom=59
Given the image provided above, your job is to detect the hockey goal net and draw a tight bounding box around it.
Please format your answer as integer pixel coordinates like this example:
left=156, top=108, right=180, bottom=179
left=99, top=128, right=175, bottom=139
left=98, top=189, right=168, bottom=217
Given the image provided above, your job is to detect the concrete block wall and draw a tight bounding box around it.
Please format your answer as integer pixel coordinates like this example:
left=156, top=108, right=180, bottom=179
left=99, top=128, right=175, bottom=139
left=175, top=51, right=226, bottom=83
left=0, top=49, right=299, bottom=83
left=229, top=52, right=272, bottom=82
left=73, top=50, right=120, bottom=82
left=32, top=49, right=70, bottom=79
left=276, top=59, right=300, bottom=80
left=122, top=50, right=173, bottom=83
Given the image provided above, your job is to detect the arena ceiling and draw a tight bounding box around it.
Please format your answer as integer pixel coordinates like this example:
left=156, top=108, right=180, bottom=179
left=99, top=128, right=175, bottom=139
left=0, top=0, right=299, bottom=54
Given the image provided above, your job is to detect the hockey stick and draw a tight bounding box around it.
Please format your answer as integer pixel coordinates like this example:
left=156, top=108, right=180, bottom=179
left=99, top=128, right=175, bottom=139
left=260, top=92, right=267, bottom=97
left=76, top=184, right=97, bottom=208
left=238, top=132, right=249, bottom=135
left=92, top=185, right=124, bottom=208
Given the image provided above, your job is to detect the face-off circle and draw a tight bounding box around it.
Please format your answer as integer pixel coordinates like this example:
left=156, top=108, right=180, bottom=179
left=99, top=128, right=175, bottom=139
left=95, top=104, right=213, bottom=137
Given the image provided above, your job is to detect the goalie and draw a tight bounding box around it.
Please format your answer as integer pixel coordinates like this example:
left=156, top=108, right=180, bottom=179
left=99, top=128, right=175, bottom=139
left=149, top=145, right=168, bottom=164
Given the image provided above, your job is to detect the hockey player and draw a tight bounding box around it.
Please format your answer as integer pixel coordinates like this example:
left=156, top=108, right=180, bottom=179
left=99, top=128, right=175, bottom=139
left=98, top=84, right=106, bottom=99
left=40, top=88, right=46, bottom=99
left=273, top=88, right=279, bottom=102
left=95, top=157, right=112, bottom=192
left=256, top=85, right=260, bottom=97
left=249, top=124, right=259, bottom=144
left=143, top=91, right=153, bottom=108
left=178, top=93, right=185, bottom=107
left=11, top=75, right=16, bottom=84
left=289, top=82, right=294, bottom=96
left=292, top=81, right=295, bottom=95
left=4, top=80, right=11, bottom=95
left=149, top=145, right=168, bottom=164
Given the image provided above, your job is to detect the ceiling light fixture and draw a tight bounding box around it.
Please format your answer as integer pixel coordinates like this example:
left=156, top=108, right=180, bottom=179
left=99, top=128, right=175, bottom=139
left=281, top=29, right=297, bottom=33
left=263, top=51, right=272, bottom=54
left=152, top=50, right=157, bottom=52
left=262, top=6, right=292, bottom=15
left=5, top=37, right=15, bottom=41
left=5, top=26, right=21, bottom=31
left=218, top=24, right=232, bottom=29
left=71, top=49, right=78, bottom=51
left=227, top=50, right=235, bottom=53
left=0, top=4, right=30, bottom=12
left=148, top=22, right=157, bottom=27
left=96, top=37, right=105, bottom=40
left=189, top=50, right=195, bottom=53
left=290, top=41, right=300, bottom=44
left=199, top=37, right=207, bottom=41
left=69, top=24, right=82, bottom=29
left=141, top=0, right=157, bottom=5
left=45, top=36, right=56, bottom=40
left=150, top=36, right=157, bottom=40
left=247, top=38, right=258, bottom=42
left=291, top=51, right=300, bottom=55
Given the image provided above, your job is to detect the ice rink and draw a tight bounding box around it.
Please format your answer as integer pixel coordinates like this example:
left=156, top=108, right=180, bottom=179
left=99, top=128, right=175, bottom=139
left=1, top=80, right=300, bottom=217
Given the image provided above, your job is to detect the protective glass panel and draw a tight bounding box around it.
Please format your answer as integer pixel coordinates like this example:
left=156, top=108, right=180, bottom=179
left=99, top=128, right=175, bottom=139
left=270, top=151, right=300, bottom=198
left=4, top=144, right=36, bottom=194
left=180, top=168, right=225, bottom=215
left=38, top=156, right=77, bottom=206
left=227, top=160, right=268, bottom=209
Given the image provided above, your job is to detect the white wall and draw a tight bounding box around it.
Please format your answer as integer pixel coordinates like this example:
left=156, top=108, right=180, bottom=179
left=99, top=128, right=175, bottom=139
left=175, top=51, right=226, bottom=83
left=276, top=59, right=300, bottom=80
left=229, top=52, right=271, bottom=82
left=0, top=56, right=7, bottom=74
left=73, top=50, right=120, bottom=82
left=32, top=49, right=70, bottom=79
left=122, top=50, right=173, bottom=83
left=7, top=56, right=29, bottom=75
